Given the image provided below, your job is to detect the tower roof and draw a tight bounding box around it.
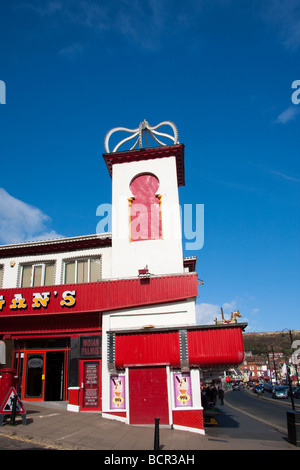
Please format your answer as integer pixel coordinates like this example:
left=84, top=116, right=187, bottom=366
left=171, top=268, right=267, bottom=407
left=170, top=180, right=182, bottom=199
left=103, top=144, right=185, bottom=187
left=102, top=120, right=185, bottom=186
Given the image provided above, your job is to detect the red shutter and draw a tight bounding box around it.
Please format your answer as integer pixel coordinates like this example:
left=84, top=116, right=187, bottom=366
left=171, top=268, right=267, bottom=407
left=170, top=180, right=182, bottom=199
left=188, top=327, right=244, bottom=367
left=129, top=367, right=169, bottom=425
left=115, top=331, right=181, bottom=369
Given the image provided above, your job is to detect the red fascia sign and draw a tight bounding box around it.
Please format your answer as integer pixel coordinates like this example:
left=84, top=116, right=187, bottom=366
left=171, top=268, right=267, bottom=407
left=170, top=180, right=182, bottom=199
left=0, top=288, right=77, bottom=316
left=0, top=274, right=198, bottom=317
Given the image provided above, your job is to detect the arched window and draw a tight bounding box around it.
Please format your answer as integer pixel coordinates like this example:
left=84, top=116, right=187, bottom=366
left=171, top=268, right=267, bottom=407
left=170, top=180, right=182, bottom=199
left=129, top=173, right=162, bottom=242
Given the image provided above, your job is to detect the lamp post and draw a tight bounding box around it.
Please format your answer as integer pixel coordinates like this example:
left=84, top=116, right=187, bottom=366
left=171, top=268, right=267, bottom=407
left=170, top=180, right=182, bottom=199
left=271, top=346, right=278, bottom=383
left=287, top=365, right=296, bottom=411
left=282, top=329, right=299, bottom=386
left=282, top=329, right=298, bottom=410
left=282, top=330, right=300, bottom=446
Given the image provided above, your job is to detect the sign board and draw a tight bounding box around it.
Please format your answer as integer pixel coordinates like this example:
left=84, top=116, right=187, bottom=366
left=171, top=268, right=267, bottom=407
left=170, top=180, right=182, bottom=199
left=80, top=335, right=102, bottom=358
left=173, top=372, right=193, bottom=407
left=0, top=387, right=26, bottom=414
left=110, top=375, right=126, bottom=410
left=0, top=387, right=26, bottom=425
left=83, top=361, right=100, bottom=409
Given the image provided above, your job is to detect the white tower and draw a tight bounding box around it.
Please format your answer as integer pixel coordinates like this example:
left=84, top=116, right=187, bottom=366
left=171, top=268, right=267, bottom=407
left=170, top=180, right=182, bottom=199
left=103, top=120, right=185, bottom=279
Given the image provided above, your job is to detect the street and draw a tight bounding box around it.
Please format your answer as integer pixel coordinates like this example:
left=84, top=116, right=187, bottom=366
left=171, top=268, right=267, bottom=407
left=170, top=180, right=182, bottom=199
left=0, top=432, right=57, bottom=450
left=205, top=387, right=299, bottom=446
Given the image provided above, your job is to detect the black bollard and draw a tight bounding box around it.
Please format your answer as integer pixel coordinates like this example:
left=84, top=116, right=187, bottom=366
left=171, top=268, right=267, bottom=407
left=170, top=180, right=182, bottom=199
left=154, top=417, right=160, bottom=450
left=10, top=394, right=18, bottom=425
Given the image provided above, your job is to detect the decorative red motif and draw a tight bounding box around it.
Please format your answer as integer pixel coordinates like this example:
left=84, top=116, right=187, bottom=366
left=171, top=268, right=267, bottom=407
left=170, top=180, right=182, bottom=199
left=129, top=173, right=162, bottom=241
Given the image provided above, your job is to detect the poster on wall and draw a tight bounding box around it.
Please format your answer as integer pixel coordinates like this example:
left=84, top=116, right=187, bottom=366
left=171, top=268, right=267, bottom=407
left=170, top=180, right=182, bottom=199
left=110, top=375, right=126, bottom=409
left=173, top=372, right=192, bottom=407
left=83, top=361, right=99, bottom=408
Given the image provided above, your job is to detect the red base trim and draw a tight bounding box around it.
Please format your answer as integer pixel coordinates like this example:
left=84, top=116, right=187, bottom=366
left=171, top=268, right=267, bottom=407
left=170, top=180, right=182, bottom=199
left=68, top=387, right=80, bottom=407
left=172, top=409, right=204, bottom=430
left=104, top=411, right=126, bottom=418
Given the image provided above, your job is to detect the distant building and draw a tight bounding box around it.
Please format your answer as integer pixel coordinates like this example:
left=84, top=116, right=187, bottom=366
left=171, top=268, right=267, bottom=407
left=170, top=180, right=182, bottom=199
left=239, top=351, right=293, bottom=382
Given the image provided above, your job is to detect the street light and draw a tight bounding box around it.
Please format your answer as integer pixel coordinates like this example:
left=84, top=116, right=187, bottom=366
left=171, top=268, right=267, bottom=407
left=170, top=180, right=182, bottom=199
left=282, top=329, right=297, bottom=411
left=270, top=346, right=278, bottom=383
left=287, top=365, right=296, bottom=411
left=282, top=329, right=299, bottom=386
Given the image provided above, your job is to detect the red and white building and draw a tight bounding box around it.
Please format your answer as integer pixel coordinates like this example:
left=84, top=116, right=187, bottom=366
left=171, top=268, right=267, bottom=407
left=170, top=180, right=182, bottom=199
left=0, top=121, right=246, bottom=434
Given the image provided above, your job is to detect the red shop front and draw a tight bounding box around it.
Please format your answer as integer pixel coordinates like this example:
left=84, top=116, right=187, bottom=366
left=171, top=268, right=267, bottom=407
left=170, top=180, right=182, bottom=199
left=0, top=273, right=198, bottom=412
left=9, top=327, right=102, bottom=409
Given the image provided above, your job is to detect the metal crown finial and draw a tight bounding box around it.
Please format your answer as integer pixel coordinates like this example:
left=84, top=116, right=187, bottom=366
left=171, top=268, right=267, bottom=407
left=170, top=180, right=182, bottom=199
left=104, top=119, right=179, bottom=153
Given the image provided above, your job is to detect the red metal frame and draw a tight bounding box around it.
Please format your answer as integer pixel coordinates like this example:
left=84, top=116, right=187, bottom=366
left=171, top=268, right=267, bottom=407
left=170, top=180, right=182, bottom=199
left=22, top=351, right=46, bottom=401
left=18, top=347, right=69, bottom=402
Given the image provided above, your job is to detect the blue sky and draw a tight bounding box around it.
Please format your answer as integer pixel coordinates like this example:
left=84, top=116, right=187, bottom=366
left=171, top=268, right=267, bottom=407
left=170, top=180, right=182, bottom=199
left=0, top=0, right=299, bottom=332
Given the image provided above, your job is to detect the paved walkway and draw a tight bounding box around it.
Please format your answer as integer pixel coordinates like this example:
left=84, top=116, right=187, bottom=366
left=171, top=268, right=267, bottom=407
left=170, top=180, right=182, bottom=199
left=0, top=400, right=298, bottom=451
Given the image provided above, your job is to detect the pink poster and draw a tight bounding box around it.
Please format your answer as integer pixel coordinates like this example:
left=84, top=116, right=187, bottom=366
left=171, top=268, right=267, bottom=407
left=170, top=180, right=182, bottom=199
left=110, top=375, right=126, bottom=409
left=173, top=372, right=192, bottom=407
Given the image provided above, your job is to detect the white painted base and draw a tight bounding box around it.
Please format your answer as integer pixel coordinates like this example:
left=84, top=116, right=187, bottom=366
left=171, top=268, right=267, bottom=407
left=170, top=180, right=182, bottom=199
left=102, top=412, right=127, bottom=423
left=173, top=424, right=205, bottom=435
left=67, top=404, right=80, bottom=412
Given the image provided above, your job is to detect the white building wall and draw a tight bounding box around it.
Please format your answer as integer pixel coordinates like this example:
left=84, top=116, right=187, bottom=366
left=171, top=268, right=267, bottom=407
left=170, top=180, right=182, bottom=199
left=108, top=299, right=196, bottom=331
left=0, top=239, right=112, bottom=289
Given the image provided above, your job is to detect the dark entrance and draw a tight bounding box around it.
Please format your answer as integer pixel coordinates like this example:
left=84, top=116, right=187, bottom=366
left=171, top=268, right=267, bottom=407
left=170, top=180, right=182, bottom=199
left=15, top=339, right=69, bottom=402
left=45, top=351, right=65, bottom=401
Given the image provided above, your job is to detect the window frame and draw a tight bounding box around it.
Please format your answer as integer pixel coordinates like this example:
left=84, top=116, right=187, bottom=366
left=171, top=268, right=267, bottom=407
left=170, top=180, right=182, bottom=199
left=63, top=256, right=101, bottom=284
left=19, top=261, right=56, bottom=288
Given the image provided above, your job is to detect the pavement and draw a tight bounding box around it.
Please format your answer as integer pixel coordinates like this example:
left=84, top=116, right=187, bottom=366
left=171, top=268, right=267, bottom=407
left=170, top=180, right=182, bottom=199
left=0, top=399, right=299, bottom=451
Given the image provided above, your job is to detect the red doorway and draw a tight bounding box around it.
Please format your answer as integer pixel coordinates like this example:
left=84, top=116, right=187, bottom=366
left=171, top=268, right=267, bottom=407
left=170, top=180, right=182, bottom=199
left=21, top=349, right=67, bottom=402
left=129, top=367, right=169, bottom=425
left=79, top=359, right=102, bottom=411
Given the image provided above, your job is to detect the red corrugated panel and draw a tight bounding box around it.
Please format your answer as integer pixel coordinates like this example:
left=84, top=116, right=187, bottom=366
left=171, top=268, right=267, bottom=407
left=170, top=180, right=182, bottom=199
left=129, top=367, right=169, bottom=424
left=0, top=274, right=198, bottom=318
left=115, top=331, right=181, bottom=368
left=1, top=312, right=101, bottom=338
left=187, top=327, right=244, bottom=367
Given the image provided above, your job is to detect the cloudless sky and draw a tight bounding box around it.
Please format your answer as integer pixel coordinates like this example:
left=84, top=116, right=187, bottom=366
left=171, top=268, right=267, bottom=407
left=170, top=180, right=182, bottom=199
left=0, top=0, right=299, bottom=332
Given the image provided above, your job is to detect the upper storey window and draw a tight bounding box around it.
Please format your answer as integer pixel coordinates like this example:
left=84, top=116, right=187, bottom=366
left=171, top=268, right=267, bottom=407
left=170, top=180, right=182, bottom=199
left=20, top=262, right=55, bottom=287
left=129, top=173, right=162, bottom=242
left=63, top=257, right=101, bottom=284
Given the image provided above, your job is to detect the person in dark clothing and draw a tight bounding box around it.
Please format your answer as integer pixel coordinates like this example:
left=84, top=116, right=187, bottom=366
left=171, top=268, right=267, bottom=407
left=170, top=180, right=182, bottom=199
left=211, top=386, right=218, bottom=404
left=201, top=388, right=209, bottom=409
left=218, top=387, right=224, bottom=405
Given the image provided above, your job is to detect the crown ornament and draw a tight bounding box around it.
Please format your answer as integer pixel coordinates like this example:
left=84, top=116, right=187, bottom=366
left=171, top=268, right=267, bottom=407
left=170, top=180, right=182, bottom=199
left=104, top=119, right=179, bottom=153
